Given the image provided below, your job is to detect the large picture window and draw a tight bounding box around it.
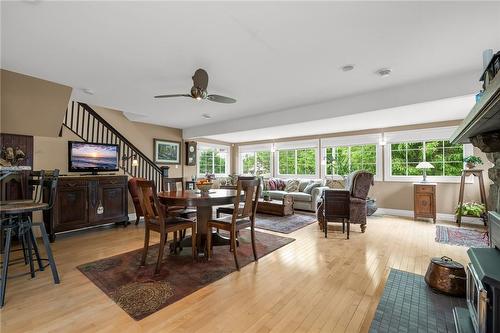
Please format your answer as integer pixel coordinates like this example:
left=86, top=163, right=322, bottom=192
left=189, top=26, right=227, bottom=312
left=198, top=145, right=229, bottom=176
left=390, top=140, right=464, bottom=177
left=278, top=148, right=317, bottom=176
left=324, top=144, right=377, bottom=176
left=240, top=151, right=272, bottom=176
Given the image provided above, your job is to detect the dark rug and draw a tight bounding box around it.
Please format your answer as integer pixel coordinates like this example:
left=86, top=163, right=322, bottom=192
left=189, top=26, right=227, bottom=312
left=77, top=229, right=294, bottom=320
left=254, top=212, right=316, bottom=234
left=369, top=269, right=466, bottom=333
left=435, top=225, right=489, bottom=248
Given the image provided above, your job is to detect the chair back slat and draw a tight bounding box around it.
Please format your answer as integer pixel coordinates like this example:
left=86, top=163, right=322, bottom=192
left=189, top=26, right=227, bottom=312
left=231, top=179, right=261, bottom=223
left=136, top=179, right=166, bottom=233
left=323, top=189, right=350, bottom=220
left=163, top=177, right=184, bottom=192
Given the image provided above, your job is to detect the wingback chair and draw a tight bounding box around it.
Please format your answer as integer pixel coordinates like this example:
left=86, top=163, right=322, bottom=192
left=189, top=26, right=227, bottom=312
left=317, top=171, right=374, bottom=233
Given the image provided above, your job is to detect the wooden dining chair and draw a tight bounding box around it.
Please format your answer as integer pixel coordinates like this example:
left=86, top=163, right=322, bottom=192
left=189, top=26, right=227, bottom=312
left=162, top=177, right=196, bottom=219
left=207, top=179, right=261, bottom=270
left=135, top=179, right=196, bottom=274
left=216, top=176, right=256, bottom=218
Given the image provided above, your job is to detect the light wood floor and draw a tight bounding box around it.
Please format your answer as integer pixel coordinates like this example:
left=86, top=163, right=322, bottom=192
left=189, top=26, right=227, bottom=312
left=0, top=215, right=472, bottom=333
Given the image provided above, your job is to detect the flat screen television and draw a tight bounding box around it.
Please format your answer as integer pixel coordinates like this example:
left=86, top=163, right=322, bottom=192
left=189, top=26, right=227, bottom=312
left=68, top=141, right=120, bottom=174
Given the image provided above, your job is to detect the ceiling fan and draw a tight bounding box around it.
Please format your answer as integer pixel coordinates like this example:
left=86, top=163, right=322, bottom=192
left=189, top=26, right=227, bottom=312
left=154, top=68, right=236, bottom=103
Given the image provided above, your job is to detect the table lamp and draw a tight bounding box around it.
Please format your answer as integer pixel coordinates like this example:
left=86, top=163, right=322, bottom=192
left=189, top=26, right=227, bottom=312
left=416, top=162, right=434, bottom=182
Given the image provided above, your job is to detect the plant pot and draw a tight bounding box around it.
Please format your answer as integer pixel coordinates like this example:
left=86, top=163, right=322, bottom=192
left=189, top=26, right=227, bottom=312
left=263, top=195, right=271, bottom=201
left=466, top=162, right=476, bottom=169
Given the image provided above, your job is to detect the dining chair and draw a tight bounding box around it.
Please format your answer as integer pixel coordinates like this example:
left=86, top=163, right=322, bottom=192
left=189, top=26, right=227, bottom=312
left=162, top=177, right=197, bottom=219
left=320, top=189, right=351, bottom=239
left=216, top=176, right=256, bottom=218
left=135, top=179, right=196, bottom=274
left=207, top=179, right=261, bottom=270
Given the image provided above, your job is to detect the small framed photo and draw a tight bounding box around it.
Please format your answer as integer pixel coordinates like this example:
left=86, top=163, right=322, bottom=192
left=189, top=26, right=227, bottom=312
left=154, top=139, right=181, bottom=164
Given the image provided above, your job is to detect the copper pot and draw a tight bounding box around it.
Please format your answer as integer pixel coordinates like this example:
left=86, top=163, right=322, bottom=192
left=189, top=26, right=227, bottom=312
left=424, top=256, right=466, bottom=297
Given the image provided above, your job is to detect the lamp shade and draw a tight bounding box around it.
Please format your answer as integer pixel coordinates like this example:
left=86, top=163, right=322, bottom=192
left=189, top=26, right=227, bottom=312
left=416, top=162, right=434, bottom=169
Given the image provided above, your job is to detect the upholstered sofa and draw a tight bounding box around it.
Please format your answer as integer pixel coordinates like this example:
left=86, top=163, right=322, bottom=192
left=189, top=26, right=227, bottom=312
left=210, top=175, right=347, bottom=212
left=265, top=177, right=347, bottom=212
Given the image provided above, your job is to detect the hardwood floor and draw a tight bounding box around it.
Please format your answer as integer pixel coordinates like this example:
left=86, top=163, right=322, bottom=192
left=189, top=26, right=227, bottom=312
left=0, top=215, right=470, bottom=333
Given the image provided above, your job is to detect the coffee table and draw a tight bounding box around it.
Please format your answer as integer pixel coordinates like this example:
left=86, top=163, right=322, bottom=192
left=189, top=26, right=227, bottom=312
left=257, top=194, right=294, bottom=216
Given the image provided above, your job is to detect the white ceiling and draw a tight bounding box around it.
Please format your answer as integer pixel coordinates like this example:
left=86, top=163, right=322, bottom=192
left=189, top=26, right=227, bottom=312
left=2, top=1, right=500, bottom=142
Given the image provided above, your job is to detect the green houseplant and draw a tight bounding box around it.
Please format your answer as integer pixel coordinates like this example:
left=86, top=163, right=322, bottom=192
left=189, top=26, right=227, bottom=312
left=262, top=190, right=271, bottom=201
left=463, top=156, right=483, bottom=169
left=455, top=202, right=486, bottom=218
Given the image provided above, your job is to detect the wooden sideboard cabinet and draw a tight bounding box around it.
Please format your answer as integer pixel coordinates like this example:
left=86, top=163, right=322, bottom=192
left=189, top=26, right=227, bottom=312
left=413, top=183, right=436, bottom=223
left=47, top=175, right=128, bottom=241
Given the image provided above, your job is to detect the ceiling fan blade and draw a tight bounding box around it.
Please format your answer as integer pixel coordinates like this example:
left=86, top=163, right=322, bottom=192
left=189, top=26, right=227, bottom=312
left=154, top=94, right=191, bottom=99
left=192, top=68, right=209, bottom=90
left=207, top=94, right=236, bottom=103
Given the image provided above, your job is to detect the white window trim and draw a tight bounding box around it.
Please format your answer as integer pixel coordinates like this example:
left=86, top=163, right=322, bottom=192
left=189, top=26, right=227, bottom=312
left=383, top=126, right=474, bottom=183
left=197, top=143, right=230, bottom=177
left=239, top=150, right=273, bottom=176
left=321, top=145, right=383, bottom=181
left=276, top=147, right=320, bottom=179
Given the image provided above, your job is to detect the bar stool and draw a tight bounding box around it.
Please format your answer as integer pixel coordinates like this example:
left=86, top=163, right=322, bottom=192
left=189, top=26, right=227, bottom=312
left=0, top=170, right=60, bottom=307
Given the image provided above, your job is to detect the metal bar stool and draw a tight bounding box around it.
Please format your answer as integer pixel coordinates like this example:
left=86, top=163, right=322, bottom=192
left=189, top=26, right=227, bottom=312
left=0, top=170, right=60, bottom=307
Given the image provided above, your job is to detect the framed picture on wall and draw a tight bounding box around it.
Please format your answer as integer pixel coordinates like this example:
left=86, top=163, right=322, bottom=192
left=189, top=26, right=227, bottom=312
left=154, top=139, right=181, bottom=164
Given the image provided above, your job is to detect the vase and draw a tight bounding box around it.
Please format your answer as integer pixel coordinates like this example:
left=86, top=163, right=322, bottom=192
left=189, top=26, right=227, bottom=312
left=466, top=162, right=476, bottom=169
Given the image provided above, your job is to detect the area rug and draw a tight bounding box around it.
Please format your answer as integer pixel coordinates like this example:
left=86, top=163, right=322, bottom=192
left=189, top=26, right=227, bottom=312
left=77, top=230, right=294, bottom=320
left=254, top=212, right=317, bottom=234
left=435, top=225, right=489, bottom=248
left=369, top=269, right=466, bottom=333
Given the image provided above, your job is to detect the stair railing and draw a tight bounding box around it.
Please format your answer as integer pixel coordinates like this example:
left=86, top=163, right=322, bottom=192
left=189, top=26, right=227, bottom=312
left=62, top=101, right=163, bottom=191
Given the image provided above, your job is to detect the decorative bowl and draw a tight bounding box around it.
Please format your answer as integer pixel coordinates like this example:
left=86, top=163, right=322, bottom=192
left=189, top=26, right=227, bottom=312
left=196, top=183, right=213, bottom=192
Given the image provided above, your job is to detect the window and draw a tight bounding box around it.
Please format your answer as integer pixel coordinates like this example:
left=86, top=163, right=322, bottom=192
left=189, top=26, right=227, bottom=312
left=390, top=140, right=464, bottom=177
left=325, top=144, right=377, bottom=176
left=197, top=145, right=229, bottom=176
left=278, top=148, right=317, bottom=176
left=240, top=151, right=272, bottom=176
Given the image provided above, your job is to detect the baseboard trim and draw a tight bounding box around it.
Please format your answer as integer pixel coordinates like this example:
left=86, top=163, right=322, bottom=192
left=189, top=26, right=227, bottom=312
left=375, top=208, right=484, bottom=225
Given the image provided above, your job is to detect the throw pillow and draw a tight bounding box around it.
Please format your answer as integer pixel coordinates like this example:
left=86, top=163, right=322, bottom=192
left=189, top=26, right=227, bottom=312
left=277, top=178, right=287, bottom=191
left=304, top=181, right=322, bottom=194
left=268, top=178, right=277, bottom=190
left=298, top=180, right=312, bottom=192
left=285, top=179, right=300, bottom=192
left=325, top=177, right=346, bottom=189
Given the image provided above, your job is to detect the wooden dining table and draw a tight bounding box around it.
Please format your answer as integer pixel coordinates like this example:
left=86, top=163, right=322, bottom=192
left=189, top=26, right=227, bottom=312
left=157, top=189, right=243, bottom=255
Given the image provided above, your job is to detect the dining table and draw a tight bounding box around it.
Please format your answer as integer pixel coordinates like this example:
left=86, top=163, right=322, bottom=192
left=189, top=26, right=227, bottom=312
left=157, top=189, right=243, bottom=256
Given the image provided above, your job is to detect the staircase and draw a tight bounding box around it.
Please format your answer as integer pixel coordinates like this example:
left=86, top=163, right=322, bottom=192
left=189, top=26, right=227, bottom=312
left=62, top=101, right=163, bottom=191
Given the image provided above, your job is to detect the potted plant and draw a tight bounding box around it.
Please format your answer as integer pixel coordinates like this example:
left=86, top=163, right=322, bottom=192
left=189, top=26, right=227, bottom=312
left=455, top=202, right=486, bottom=218
left=463, top=156, right=483, bottom=169
left=263, top=190, right=271, bottom=201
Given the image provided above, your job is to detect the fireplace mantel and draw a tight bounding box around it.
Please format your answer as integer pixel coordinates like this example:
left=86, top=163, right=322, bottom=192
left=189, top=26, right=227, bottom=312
left=451, top=74, right=500, bottom=146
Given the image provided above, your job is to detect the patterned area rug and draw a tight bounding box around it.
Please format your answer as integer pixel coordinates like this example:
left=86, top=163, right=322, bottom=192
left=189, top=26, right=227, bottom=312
left=77, top=229, right=294, bottom=320
left=254, top=212, right=317, bottom=234
left=435, top=225, right=489, bottom=248
left=370, top=269, right=466, bottom=333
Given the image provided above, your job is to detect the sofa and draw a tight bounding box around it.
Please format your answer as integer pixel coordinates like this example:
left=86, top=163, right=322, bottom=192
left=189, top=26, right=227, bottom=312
left=264, top=177, right=347, bottom=212
left=210, top=175, right=347, bottom=212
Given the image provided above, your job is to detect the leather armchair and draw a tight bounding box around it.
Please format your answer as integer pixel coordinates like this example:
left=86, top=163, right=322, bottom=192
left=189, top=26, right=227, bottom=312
left=317, top=171, right=374, bottom=233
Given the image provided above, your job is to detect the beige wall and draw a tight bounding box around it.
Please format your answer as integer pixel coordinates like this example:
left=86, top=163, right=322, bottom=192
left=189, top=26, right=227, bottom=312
left=33, top=105, right=187, bottom=213
left=232, top=121, right=493, bottom=215
left=1, top=69, right=72, bottom=137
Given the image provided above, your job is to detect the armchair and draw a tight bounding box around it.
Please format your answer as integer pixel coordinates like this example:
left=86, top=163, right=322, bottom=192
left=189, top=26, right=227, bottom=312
left=317, top=171, right=374, bottom=234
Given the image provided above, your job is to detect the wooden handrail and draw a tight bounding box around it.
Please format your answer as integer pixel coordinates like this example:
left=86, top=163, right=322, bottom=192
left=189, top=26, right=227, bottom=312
left=61, top=101, right=164, bottom=191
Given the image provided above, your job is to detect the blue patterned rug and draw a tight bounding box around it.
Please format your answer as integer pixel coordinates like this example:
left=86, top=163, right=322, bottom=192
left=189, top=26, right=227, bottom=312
left=255, top=212, right=316, bottom=234
left=435, top=225, right=489, bottom=248
left=370, top=269, right=466, bottom=333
